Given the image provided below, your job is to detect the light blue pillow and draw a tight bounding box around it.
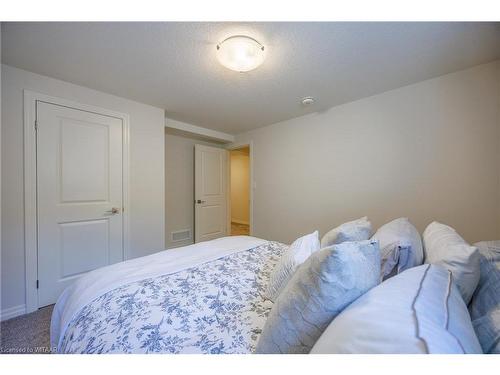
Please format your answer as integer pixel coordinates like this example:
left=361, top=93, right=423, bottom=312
left=371, top=217, right=423, bottom=280
left=320, top=217, right=372, bottom=248
left=256, top=240, right=380, bottom=354
left=265, top=231, right=321, bottom=302
left=311, top=264, right=482, bottom=354
left=423, top=221, right=480, bottom=304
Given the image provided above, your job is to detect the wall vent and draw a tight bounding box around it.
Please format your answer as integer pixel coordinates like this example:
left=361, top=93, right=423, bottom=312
left=171, top=229, right=191, bottom=243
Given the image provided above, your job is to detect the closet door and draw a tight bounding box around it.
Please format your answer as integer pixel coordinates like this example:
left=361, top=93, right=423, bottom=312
left=37, top=101, right=124, bottom=307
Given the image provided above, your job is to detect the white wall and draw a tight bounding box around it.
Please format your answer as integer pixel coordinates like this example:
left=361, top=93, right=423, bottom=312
left=1, top=64, right=165, bottom=315
left=235, top=61, right=500, bottom=245
left=165, top=130, right=222, bottom=248
left=230, top=149, right=250, bottom=225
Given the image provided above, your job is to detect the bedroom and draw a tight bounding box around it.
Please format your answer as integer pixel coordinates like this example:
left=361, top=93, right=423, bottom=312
left=1, top=0, right=500, bottom=371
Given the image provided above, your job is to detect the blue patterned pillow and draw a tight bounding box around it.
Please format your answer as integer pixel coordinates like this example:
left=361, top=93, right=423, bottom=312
left=256, top=240, right=380, bottom=354
left=469, top=241, right=500, bottom=354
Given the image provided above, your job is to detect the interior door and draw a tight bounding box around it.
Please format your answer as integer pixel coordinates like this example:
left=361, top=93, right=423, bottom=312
left=194, top=144, right=228, bottom=242
left=37, top=101, right=124, bottom=307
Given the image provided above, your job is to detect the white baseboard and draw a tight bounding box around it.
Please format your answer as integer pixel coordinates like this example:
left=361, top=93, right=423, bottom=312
left=231, top=219, right=249, bottom=225
left=1, top=304, right=26, bottom=321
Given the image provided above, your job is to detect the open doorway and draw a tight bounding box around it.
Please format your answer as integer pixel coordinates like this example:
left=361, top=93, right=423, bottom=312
left=229, top=146, right=251, bottom=236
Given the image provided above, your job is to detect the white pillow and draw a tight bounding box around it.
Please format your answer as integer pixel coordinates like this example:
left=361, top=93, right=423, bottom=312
left=423, top=221, right=480, bottom=304
left=256, top=240, right=381, bottom=354
left=371, top=217, right=423, bottom=279
left=264, top=231, right=320, bottom=302
left=311, top=264, right=482, bottom=354
left=320, top=216, right=372, bottom=248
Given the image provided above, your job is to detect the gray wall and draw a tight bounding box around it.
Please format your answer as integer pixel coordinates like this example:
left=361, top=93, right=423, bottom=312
left=165, top=130, right=223, bottom=248
left=1, top=65, right=165, bottom=315
left=235, top=61, right=500, bottom=244
left=0, top=27, right=2, bottom=318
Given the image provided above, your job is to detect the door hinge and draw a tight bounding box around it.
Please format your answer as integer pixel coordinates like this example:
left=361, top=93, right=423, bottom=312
left=34, top=120, right=38, bottom=131
left=36, top=280, right=39, bottom=289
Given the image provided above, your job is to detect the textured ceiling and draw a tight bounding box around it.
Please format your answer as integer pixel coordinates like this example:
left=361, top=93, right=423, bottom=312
left=2, top=22, right=500, bottom=134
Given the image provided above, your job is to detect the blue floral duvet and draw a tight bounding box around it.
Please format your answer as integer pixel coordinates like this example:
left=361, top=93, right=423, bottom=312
left=58, top=241, right=286, bottom=354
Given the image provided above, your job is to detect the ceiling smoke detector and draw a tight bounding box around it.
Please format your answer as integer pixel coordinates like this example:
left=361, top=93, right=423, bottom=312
left=301, top=97, right=315, bottom=106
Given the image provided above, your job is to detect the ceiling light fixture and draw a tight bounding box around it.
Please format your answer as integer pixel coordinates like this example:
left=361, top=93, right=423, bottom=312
left=216, top=35, right=266, bottom=73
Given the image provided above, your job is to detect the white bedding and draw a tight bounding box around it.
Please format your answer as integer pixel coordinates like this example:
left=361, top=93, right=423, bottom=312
left=51, top=236, right=268, bottom=351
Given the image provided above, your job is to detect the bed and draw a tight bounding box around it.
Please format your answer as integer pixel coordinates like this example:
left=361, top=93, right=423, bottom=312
left=51, top=235, right=499, bottom=354
left=51, top=236, right=287, bottom=354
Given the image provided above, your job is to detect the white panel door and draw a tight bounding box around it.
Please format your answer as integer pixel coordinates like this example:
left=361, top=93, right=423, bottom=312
left=37, top=101, right=124, bottom=307
left=194, top=145, right=228, bottom=242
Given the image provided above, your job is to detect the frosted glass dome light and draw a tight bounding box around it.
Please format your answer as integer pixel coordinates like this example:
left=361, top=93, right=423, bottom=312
left=216, top=35, right=266, bottom=72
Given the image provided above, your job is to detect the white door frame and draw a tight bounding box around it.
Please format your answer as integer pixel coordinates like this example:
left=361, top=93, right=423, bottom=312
left=23, top=90, right=131, bottom=313
left=226, top=141, right=254, bottom=236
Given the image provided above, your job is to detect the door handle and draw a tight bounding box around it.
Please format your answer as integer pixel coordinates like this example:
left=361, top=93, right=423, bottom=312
left=105, top=207, right=121, bottom=215
left=196, top=200, right=206, bottom=204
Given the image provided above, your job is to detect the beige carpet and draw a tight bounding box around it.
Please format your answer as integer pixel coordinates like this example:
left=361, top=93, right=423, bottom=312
left=0, top=305, right=53, bottom=354
left=231, top=222, right=249, bottom=236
